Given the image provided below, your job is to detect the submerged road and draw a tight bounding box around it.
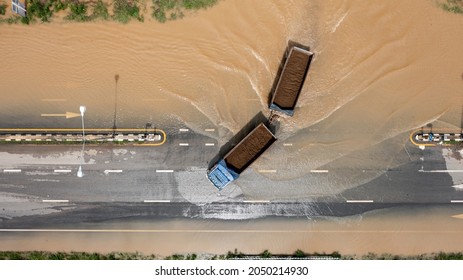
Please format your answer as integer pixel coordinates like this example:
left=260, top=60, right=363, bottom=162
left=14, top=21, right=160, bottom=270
left=1, top=127, right=463, bottom=226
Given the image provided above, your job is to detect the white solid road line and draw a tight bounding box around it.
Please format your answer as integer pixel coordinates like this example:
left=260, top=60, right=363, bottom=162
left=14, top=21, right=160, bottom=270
left=54, top=169, right=72, bottom=173
left=205, top=129, right=215, bottom=132
left=143, top=200, right=171, bottom=203
left=243, top=200, right=271, bottom=203
left=3, top=169, right=22, bottom=173
left=179, top=128, right=189, bottom=132
left=156, top=170, right=174, bottom=173
left=451, top=200, right=463, bottom=203
left=346, top=200, right=374, bottom=203
left=419, top=170, right=463, bottom=173
left=258, top=170, right=277, bottom=173
left=205, top=143, right=215, bottom=146
left=311, top=170, right=329, bottom=173
left=104, top=170, right=123, bottom=174
left=179, top=143, right=189, bottom=146
left=42, top=200, right=69, bottom=203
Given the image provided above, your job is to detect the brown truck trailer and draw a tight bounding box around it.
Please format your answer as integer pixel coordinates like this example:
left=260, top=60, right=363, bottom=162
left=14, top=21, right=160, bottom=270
left=207, top=123, right=276, bottom=189
left=269, top=46, right=314, bottom=117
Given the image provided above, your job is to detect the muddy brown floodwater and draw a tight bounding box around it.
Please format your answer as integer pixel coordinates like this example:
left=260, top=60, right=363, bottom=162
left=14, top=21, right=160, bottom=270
left=0, top=0, right=463, bottom=194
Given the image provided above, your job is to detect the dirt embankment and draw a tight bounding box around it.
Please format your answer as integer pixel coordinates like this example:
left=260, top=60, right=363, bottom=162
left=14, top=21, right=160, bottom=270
left=225, top=124, right=276, bottom=173
left=272, top=48, right=312, bottom=109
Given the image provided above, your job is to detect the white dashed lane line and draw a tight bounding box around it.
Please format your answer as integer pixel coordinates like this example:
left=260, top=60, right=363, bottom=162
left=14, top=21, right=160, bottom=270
left=205, top=129, right=215, bottom=132
left=156, top=170, right=174, bottom=173
left=205, top=143, right=215, bottom=146
left=243, top=200, right=270, bottom=203
left=3, top=169, right=22, bottom=173
left=42, top=200, right=69, bottom=203
left=283, top=143, right=293, bottom=146
left=258, top=170, right=277, bottom=173
left=143, top=200, right=171, bottom=203
left=451, top=200, right=463, bottom=203
left=346, top=200, right=374, bottom=203
left=310, top=170, right=329, bottom=173
left=179, top=128, right=189, bottom=132
left=104, top=170, right=123, bottom=174
left=54, top=169, right=72, bottom=173
left=179, top=143, right=189, bottom=146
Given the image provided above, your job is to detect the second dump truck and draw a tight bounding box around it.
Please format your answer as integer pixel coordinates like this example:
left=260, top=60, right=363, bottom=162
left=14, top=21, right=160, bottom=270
left=269, top=46, right=314, bottom=117
left=207, top=123, right=277, bottom=190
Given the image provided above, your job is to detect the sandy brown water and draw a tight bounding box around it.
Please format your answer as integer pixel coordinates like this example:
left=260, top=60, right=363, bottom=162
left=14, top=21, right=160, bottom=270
left=1, top=0, right=463, bottom=193
left=1, top=205, right=463, bottom=256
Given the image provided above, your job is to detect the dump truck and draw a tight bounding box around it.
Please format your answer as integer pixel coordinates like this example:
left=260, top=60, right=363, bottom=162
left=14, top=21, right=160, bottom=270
left=207, top=123, right=277, bottom=190
left=269, top=46, right=314, bottom=117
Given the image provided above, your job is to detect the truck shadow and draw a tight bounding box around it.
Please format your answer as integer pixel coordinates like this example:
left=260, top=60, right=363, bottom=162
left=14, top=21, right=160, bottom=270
left=207, top=112, right=273, bottom=169
left=267, top=40, right=311, bottom=106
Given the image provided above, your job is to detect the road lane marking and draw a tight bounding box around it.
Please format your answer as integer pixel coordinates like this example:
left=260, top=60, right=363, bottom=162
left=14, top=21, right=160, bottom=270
left=205, top=143, right=215, bottom=146
left=2, top=229, right=463, bottom=233
left=451, top=200, right=463, bottom=203
left=156, top=170, right=174, bottom=173
left=179, top=143, right=189, bottom=146
left=419, top=170, right=463, bottom=173
left=179, top=128, right=189, bottom=132
left=104, top=170, right=123, bottom=174
left=283, top=143, right=293, bottom=146
left=258, top=170, right=277, bottom=173
left=243, top=200, right=270, bottom=203
left=311, top=170, right=329, bottom=173
left=346, top=200, right=374, bottom=203
left=54, top=169, right=72, bottom=173
left=41, top=112, right=80, bottom=119
left=205, top=129, right=215, bottom=132
left=3, top=169, right=21, bottom=173
left=142, top=98, right=168, bottom=102
left=41, top=98, right=66, bottom=102
left=143, top=200, right=171, bottom=203
left=42, top=200, right=69, bottom=203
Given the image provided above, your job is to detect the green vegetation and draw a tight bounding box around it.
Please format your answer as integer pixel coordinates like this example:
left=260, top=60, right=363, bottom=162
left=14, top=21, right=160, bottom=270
left=164, top=254, right=197, bottom=260
left=65, top=1, right=90, bottom=22
left=1, top=0, right=220, bottom=25
left=441, top=0, right=463, bottom=14
left=91, top=0, right=110, bottom=20
left=27, top=0, right=54, bottom=22
left=2, top=250, right=463, bottom=260
left=53, top=0, right=68, bottom=12
left=112, top=0, right=143, bottom=23
left=0, top=3, right=7, bottom=15
left=0, top=251, right=155, bottom=260
left=151, top=0, right=216, bottom=23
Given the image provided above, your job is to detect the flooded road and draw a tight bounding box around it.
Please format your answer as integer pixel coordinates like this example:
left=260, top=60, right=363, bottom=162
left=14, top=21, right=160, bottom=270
left=0, top=0, right=463, bottom=197
left=1, top=205, right=463, bottom=257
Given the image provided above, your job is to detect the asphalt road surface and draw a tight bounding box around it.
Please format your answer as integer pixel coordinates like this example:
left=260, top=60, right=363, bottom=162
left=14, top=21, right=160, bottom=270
left=1, top=128, right=463, bottom=227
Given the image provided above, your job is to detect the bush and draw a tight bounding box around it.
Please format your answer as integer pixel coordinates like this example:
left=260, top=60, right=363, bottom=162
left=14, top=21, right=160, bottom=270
left=151, top=0, right=217, bottom=22
left=441, top=0, right=463, bottom=14
left=182, top=0, right=217, bottom=10
left=53, top=0, right=68, bottom=12
left=27, top=0, right=54, bottom=22
left=0, top=4, right=7, bottom=15
left=66, top=1, right=89, bottom=22
left=113, top=0, right=143, bottom=23
left=293, top=249, right=305, bottom=258
left=91, top=0, right=109, bottom=20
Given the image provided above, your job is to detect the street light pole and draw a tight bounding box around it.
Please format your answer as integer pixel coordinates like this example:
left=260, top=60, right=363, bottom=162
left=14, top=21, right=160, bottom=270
left=77, top=105, right=86, bottom=178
